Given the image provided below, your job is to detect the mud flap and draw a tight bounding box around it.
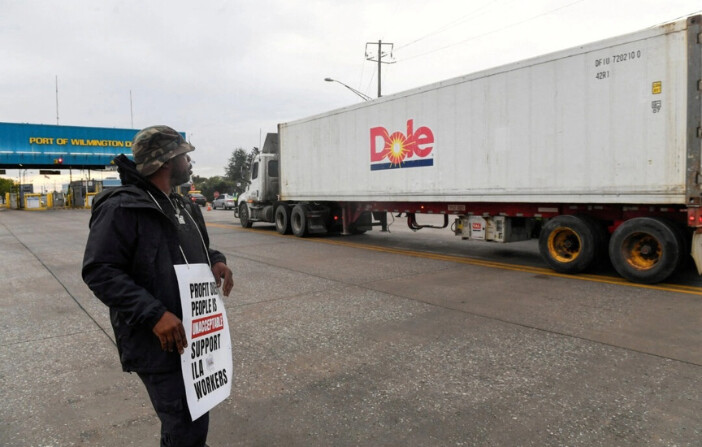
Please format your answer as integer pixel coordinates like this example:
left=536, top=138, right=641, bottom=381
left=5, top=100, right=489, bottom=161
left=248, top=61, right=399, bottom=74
left=692, top=232, right=702, bottom=275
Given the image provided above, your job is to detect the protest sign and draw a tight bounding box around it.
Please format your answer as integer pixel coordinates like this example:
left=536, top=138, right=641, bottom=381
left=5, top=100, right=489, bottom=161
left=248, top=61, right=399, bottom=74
left=174, top=263, right=233, bottom=421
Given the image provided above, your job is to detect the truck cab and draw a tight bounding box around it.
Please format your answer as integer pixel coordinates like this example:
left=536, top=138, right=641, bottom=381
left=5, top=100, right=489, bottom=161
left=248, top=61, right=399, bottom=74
left=236, top=134, right=280, bottom=227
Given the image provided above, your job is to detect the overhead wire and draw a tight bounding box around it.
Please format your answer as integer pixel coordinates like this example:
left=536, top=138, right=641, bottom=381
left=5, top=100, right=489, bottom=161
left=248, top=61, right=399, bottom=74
left=396, top=0, right=588, bottom=63
left=366, top=0, right=499, bottom=95
left=357, top=54, right=367, bottom=92
left=365, top=70, right=376, bottom=97
left=395, top=0, right=508, bottom=51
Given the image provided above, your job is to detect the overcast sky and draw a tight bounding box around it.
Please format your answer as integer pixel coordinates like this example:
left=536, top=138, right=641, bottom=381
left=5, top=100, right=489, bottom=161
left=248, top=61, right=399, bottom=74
left=1, top=0, right=700, bottom=187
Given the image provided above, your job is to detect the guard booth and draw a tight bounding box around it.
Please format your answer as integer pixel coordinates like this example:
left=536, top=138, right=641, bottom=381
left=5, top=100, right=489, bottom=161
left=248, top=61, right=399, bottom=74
left=52, top=191, right=66, bottom=208
left=17, top=184, right=33, bottom=209
left=68, top=181, right=84, bottom=208
left=24, top=193, right=47, bottom=210
left=68, top=180, right=100, bottom=208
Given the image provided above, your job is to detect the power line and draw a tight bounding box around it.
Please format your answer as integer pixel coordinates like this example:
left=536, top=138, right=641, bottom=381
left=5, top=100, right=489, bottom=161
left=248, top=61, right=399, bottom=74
left=357, top=55, right=367, bottom=93
left=365, top=70, right=376, bottom=96
left=396, top=0, right=505, bottom=51
left=398, top=0, right=587, bottom=63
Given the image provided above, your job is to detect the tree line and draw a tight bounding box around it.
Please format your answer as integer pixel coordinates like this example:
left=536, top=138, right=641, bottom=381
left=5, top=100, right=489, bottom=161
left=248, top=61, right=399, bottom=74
left=191, top=146, right=259, bottom=201
left=0, top=177, right=14, bottom=196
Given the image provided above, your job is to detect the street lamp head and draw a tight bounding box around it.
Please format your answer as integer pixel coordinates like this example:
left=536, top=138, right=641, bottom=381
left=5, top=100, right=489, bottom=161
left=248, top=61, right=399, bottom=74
left=323, top=77, right=372, bottom=101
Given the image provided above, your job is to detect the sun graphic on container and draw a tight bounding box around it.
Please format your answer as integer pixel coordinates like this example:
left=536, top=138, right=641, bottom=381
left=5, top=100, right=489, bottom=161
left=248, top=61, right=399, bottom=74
left=385, top=131, right=416, bottom=166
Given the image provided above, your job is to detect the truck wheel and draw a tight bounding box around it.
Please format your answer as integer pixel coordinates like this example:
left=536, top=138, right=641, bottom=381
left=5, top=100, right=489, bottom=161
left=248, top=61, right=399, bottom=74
left=275, top=204, right=292, bottom=235
left=349, top=211, right=371, bottom=234
left=665, top=219, right=691, bottom=271
left=239, top=204, right=253, bottom=228
left=291, top=205, right=308, bottom=237
left=577, top=214, right=609, bottom=268
left=609, top=217, right=681, bottom=284
left=539, top=215, right=598, bottom=274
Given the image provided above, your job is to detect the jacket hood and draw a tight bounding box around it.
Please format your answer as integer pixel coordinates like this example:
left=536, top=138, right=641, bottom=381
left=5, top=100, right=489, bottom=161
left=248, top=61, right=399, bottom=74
left=91, top=154, right=163, bottom=213
left=114, top=154, right=152, bottom=189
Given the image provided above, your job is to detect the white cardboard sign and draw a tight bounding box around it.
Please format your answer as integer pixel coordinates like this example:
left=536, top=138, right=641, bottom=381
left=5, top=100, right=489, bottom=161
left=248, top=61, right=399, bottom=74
left=174, top=263, right=233, bottom=421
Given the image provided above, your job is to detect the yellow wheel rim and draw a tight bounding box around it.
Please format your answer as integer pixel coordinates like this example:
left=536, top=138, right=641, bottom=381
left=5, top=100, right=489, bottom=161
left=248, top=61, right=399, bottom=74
left=621, top=232, right=661, bottom=270
left=547, top=227, right=582, bottom=263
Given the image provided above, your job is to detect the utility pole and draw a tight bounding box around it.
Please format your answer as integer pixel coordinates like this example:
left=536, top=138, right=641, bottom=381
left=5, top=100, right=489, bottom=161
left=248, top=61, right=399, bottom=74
left=365, top=40, right=395, bottom=98
left=55, top=75, right=60, bottom=125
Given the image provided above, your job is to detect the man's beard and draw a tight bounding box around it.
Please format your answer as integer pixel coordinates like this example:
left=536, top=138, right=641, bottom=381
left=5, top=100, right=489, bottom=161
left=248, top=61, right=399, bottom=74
left=171, top=167, right=190, bottom=186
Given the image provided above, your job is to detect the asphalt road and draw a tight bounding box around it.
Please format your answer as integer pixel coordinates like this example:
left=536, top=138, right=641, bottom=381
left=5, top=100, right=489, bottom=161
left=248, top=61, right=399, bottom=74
left=1, top=207, right=701, bottom=446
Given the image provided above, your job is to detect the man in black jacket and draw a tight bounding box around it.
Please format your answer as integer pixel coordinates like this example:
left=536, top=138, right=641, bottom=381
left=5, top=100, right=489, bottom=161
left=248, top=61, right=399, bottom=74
left=82, top=125, right=233, bottom=447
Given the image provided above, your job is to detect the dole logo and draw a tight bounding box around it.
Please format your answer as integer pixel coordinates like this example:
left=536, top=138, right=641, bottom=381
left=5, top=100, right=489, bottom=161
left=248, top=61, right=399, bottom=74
left=370, top=119, right=434, bottom=171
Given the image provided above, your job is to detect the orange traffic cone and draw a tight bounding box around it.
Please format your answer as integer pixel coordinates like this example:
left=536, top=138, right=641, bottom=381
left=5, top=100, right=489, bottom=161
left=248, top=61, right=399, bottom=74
left=207, top=203, right=212, bottom=211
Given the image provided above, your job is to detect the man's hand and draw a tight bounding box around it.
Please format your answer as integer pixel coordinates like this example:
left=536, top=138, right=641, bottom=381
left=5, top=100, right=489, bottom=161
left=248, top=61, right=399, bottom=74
left=152, top=311, right=187, bottom=354
left=212, top=262, right=233, bottom=296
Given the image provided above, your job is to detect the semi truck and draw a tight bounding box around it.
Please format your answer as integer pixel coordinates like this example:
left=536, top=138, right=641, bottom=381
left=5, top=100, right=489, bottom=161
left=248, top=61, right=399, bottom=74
left=237, top=14, right=702, bottom=284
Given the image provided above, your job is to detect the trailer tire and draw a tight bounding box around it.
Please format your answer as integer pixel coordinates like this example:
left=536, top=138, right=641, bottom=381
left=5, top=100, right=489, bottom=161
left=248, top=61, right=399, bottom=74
left=291, top=204, right=308, bottom=237
left=275, top=204, right=292, bottom=235
left=539, top=215, right=598, bottom=274
left=578, top=215, right=609, bottom=268
left=666, top=219, right=691, bottom=271
left=239, top=204, right=253, bottom=228
left=609, top=217, right=681, bottom=284
left=349, top=211, right=371, bottom=235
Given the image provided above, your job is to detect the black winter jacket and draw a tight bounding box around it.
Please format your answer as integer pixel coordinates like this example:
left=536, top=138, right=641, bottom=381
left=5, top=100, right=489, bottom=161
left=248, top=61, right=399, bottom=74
left=82, top=155, right=226, bottom=373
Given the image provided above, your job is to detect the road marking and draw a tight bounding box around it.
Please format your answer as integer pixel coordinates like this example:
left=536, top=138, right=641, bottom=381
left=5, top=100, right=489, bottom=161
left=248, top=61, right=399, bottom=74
left=207, top=223, right=702, bottom=296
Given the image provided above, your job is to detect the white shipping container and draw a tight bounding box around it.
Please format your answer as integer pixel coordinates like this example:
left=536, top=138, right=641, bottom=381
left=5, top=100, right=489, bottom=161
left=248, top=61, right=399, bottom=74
left=279, top=16, right=701, bottom=205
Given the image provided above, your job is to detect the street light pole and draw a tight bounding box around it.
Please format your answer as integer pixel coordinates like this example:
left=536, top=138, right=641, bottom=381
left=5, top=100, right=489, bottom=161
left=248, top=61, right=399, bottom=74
left=324, top=78, right=372, bottom=101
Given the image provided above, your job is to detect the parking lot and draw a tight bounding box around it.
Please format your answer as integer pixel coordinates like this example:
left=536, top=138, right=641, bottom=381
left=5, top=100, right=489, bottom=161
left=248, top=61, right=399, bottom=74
left=1, top=207, right=701, bottom=446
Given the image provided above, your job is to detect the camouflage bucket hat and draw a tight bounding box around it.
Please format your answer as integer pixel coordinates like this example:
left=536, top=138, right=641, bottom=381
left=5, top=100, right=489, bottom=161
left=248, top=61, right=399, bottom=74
left=132, top=125, right=195, bottom=176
